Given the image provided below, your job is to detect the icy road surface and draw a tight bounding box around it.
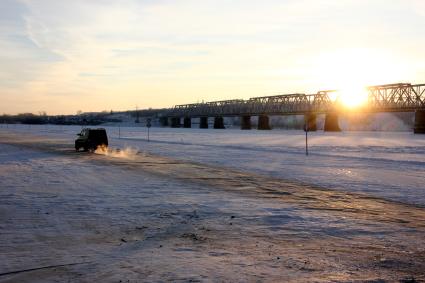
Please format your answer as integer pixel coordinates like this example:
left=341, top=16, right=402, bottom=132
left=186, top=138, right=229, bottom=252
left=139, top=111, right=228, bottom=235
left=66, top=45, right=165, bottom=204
left=3, top=124, right=425, bottom=206
left=0, top=127, right=425, bottom=282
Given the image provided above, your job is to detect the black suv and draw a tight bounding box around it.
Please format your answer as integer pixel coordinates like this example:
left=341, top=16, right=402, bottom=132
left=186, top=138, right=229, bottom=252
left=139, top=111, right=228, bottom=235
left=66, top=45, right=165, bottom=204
left=75, top=128, right=108, bottom=152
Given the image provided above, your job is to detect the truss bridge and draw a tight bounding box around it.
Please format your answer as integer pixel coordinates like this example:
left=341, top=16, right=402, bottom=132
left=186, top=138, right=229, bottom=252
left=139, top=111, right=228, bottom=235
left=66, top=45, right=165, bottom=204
left=158, top=83, right=425, bottom=133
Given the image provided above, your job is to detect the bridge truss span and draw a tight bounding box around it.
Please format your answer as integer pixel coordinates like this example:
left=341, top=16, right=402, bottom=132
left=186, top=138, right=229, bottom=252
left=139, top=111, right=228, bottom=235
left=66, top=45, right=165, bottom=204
left=367, top=83, right=425, bottom=112
left=164, top=83, right=425, bottom=118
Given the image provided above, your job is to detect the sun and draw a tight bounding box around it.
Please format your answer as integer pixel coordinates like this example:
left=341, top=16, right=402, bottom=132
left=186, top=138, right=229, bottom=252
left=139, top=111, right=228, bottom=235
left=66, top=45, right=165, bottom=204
left=310, top=47, right=409, bottom=108
left=335, top=85, right=369, bottom=108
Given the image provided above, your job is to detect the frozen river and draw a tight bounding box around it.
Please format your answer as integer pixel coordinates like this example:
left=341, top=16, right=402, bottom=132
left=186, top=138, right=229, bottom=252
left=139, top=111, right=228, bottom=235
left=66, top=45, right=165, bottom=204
left=4, top=124, right=422, bottom=206
left=1, top=125, right=425, bottom=282
left=116, top=127, right=425, bottom=207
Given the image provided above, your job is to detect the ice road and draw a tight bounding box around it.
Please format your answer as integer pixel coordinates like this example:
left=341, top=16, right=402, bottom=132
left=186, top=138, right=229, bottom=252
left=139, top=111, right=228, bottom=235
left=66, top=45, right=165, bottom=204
left=0, top=127, right=424, bottom=282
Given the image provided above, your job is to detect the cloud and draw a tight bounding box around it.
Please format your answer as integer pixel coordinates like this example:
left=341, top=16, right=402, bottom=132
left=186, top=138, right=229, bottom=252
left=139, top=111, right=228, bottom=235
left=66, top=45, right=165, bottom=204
left=1, top=0, right=425, bottom=114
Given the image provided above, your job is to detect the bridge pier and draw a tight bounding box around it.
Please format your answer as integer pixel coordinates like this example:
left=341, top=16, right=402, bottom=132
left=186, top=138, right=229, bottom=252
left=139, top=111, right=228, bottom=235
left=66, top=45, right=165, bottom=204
left=200, top=117, right=209, bottom=129
left=159, top=117, right=168, bottom=127
left=324, top=113, right=341, bottom=132
left=171, top=117, right=181, bottom=128
left=304, top=113, right=317, bottom=131
left=257, top=115, right=271, bottom=130
left=414, top=110, right=425, bottom=134
left=213, top=117, right=225, bottom=129
left=183, top=117, right=191, bottom=128
left=241, top=115, right=251, bottom=130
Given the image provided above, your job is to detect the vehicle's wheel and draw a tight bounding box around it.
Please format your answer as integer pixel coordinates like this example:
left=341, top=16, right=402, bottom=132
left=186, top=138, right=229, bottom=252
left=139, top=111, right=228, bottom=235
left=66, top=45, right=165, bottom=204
left=86, top=144, right=94, bottom=153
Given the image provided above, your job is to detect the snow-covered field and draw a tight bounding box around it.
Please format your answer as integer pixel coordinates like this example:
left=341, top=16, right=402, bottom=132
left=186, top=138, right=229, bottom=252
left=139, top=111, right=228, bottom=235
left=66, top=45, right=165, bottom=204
left=1, top=124, right=425, bottom=282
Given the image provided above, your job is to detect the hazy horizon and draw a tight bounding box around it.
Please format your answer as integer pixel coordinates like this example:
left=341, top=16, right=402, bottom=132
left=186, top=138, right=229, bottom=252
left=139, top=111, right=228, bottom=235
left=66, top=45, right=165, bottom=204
left=1, top=0, right=425, bottom=115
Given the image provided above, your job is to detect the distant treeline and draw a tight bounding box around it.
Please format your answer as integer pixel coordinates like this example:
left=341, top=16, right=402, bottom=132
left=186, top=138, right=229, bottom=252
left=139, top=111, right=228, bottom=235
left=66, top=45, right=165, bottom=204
left=0, top=108, right=165, bottom=126
left=0, top=112, right=122, bottom=125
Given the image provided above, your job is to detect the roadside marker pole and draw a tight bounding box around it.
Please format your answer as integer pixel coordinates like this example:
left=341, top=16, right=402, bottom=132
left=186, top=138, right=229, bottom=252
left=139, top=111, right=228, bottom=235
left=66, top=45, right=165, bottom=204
left=146, top=118, right=152, bottom=142
left=305, top=130, right=308, bottom=156
left=304, top=124, right=309, bottom=156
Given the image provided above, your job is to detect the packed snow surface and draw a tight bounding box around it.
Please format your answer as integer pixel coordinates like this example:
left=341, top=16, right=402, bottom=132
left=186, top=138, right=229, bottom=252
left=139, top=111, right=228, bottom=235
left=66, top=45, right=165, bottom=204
left=3, top=124, right=423, bottom=206
left=1, top=125, right=425, bottom=282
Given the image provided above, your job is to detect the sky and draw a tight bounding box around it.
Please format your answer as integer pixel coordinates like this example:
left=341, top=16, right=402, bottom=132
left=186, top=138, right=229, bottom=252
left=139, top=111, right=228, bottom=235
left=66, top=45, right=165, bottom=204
left=1, top=0, right=425, bottom=115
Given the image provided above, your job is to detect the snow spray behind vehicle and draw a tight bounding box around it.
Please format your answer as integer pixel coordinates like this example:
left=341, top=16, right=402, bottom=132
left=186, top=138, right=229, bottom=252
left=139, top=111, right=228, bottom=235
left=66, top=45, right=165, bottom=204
left=94, top=146, right=140, bottom=160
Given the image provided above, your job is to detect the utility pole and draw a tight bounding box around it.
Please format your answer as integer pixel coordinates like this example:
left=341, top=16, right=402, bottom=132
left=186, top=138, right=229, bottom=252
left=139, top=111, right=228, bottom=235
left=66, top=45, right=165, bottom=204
left=135, top=106, right=140, bottom=123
